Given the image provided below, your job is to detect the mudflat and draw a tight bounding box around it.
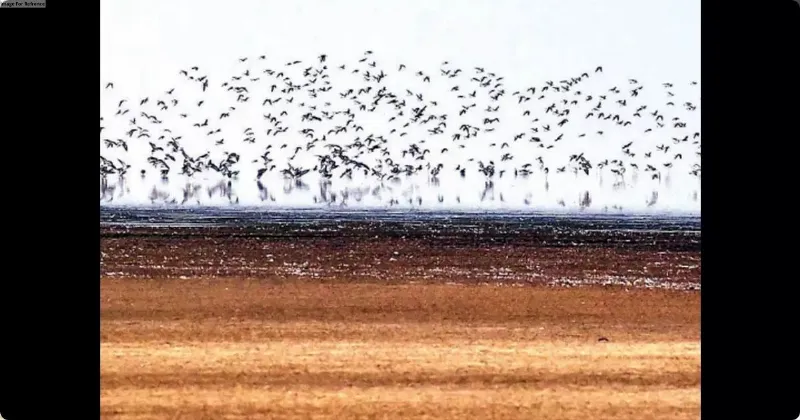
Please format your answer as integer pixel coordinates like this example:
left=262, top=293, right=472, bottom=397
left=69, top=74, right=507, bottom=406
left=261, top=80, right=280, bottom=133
left=100, top=223, right=700, bottom=289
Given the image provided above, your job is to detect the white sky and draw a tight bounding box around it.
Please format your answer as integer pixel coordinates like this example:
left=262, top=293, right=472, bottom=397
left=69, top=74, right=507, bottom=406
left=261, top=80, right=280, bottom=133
left=100, top=0, right=700, bottom=213
left=101, top=0, right=700, bottom=90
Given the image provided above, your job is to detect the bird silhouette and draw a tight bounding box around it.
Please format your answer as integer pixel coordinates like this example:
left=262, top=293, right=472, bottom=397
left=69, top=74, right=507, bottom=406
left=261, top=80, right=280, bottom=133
left=100, top=52, right=699, bottom=209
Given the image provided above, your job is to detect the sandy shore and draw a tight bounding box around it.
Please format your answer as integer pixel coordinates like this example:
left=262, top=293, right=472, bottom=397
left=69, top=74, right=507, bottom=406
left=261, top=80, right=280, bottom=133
left=101, top=279, right=699, bottom=420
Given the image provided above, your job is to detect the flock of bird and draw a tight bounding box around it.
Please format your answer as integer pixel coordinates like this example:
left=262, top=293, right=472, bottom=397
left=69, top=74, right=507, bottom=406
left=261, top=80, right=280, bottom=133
left=100, top=51, right=700, bottom=208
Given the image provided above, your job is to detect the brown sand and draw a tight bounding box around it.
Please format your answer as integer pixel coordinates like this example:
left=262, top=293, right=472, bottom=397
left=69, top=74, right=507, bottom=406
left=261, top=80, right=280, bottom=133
left=101, top=279, right=699, bottom=420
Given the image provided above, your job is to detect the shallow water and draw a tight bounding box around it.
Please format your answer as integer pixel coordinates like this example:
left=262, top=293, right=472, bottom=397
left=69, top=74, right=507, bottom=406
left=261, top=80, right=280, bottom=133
left=100, top=206, right=700, bottom=233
